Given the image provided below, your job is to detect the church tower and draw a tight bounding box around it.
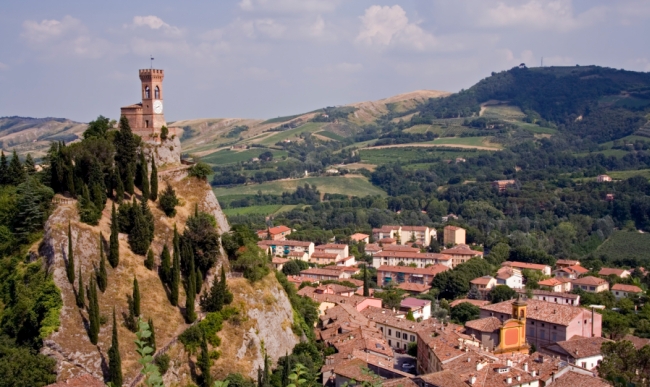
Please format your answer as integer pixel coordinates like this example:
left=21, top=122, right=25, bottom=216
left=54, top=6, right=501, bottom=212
left=120, top=69, right=168, bottom=142
left=495, top=297, right=529, bottom=354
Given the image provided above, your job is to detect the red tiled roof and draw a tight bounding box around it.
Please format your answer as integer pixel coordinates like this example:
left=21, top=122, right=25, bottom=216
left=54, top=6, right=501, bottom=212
left=269, top=225, right=291, bottom=235
left=502, top=261, right=550, bottom=271
left=378, top=237, right=396, bottom=243
left=611, top=283, right=642, bottom=293
left=465, top=316, right=502, bottom=332
left=480, top=299, right=586, bottom=326
left=444, top=225, right=463, bottom=231
left=350, top=233, right=369, bottom=241
left=316, top=243, right=348, bottom=249
left=377, top=264, right=449, bottom=276
left=381, top=244, right=420, bottom=252
left=365, top=243, right=382, bottom=251
left=553, top=336, right=610, bottom=358
left=557, top=259, right=580, bottom=266
left=567, top=265, right=589, bottom=274
left=311, top=252, right=339, bottom=259
left=287, top=251, right=306, bottom=257
left=272, top=257, right=289, bottom=264
left=538, top=278, right=563, bottom=286
left=374, top=251, right=452, bottom=260
left=441, top=244, right=484, bottom=256
left=301, top=268, right=345, bottom=276
left=550, top=370, right=611, bottom=387
left=258, top=239, right=312, bottom=247
left=417, top=370, right=466, bottom=387
left=397, top=282, right=431, bottom=292
left=401, top=297, right=430, bottom=308
left=571, top=276, right=608, bottom=286
left=599, top=268, right=630, bottom=276
left=623, top=334, right=650, bottom=350
left=470, top=276, right=495, bottom=285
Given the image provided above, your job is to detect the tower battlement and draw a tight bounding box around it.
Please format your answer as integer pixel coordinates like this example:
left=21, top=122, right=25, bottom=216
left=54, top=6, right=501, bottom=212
left=139, top=69, right=164, bottom=82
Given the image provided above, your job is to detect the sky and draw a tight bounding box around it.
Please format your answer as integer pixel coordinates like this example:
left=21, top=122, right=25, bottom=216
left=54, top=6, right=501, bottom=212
left=1, top=0, right=649, bottom=123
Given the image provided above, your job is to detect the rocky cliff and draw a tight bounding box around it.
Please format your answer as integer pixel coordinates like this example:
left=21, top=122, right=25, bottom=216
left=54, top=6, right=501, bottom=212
left=39, top=172, right=296, bottom=385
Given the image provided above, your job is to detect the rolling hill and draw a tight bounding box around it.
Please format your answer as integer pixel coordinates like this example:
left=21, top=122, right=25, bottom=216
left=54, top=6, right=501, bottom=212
left=0, top=116, right=87, bottom=158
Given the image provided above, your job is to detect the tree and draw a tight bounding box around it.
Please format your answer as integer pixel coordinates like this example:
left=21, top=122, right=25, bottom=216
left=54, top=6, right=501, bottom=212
left=87, top=277, right=100, bottom=345
left=282, top=260, right=301, bottom=276
left=8, top=150, right=26, bottom=186
left=109, top=308, right=123, bottom=387
left=75, top=267, right=85, bottom=308
left=287, top=363, right=309, bottom=387
left=150, top=157, right=158, bottom=201
left=97, top=234, right=108, bottom=292
left=375, top=286, right=405, bottom=310
left=450, top=302, right=480, bottom=324
left=170, top=244, right=180, bottom=306
left=188, top=162, right=212, bottom=181
left=138, top=152, right=150, bottom=201
left=160, top=125, right=169, bottom=141
left=0, top=151, right=8, bottom=185
left=78, top=183, right=101, bottom=225
left=159, top=184, right=179, bottom=217
left=467, top=286, right=482, bottom=300
left=598, top=340, right=650, bottom=386
left=109, top=203, right=120, bottom=268
left=84, top=115, right=111, bottom=139
left=486, top=243, right=510, bottom=266
left=488, top=285, right=516, bottom=303
left=198, top=333, right=213, bottom=387
left=201, top=266, right=231, bottom=312
left=196, top=269, right=204, bottom=295
left=184, top=212, right=221, bottom=274
left=66, top=223, right=75, bottom=284
left=115, top=166, right=125, bottom=203
left=160, top=245, right=171, bottom=285
left=24, top=153, right=36, bottom=175
left=133, top=276, right=141, bottom=317
left=128, top=198, right=151, bottom=255
left=185, top=255, right=197, bottom=323
left=115, top=115, right=137, bottom=196
left=0, top=337, right=57, bottom=387
left=145, top=249, right=155, bottom=270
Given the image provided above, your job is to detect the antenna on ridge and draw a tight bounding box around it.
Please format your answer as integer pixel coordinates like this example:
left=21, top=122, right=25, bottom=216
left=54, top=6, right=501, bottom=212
left=150, top=55, right=154, bottom=69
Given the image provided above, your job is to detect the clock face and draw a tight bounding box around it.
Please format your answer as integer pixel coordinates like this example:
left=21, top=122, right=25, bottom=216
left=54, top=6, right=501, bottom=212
left=153, top=100, right=163, bottom=114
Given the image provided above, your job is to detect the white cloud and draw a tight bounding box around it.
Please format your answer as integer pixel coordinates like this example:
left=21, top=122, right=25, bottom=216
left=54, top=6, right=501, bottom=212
left=355, top=5, right=438, bottom=51
left=253, top=19, right=286, bottom=38
left=130, top=16, right=183, bottom=37
left=482, top=0, right=605, bottom=32
left=239, top=0, right=339, bottom=14
left=21, top=15, right=84, bottom=44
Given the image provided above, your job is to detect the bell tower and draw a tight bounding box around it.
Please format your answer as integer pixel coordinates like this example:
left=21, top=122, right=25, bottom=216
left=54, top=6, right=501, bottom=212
left=139, top=69, right=166, bottom=134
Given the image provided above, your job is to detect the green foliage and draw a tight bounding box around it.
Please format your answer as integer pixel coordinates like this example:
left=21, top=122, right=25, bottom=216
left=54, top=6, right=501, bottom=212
left=159, top=184, right=179, bottom=217
left=0, top=336, right=57, bottom=387
left=185, top=253, right=197, bottom=323
left=231, top=243, right=269, bottom=282
left=450, top=302, right=480, bottom=324
left=145, top=248, right=155, bottom=270
left=128, top=198, right=154, bottom=255
left=431, top=258, right=492, bottom=300
left=108, top=308, right=123, bottom=387
left=160, top=125, right=169, bottom=141
left=87, top=277, right=100, bottom=345
left=7, top=150, right=26, bottom=186
left=201, top=267, right=232, bottom=313
left=488, top=285, right=516, bottom=303
left=150, top=158, right=158, bottom=202
left=170, top=244, right=180, bottom=306
left=224, top=373, right=255, bottom=387
left=407, top=342, right=418, bottom=357
left=147, top=317, right=157, bottom=353
left=75, top=267, right=85, bottom=308
left=198, top=333, right=213, bottom=387
left=66, top=223, right=75, bottom=284
left=598, top=340, right=650, bottom=386
left=78, top=183, right=101, bottom=225
left=97, top=234, right=108, bottom=292
left=133, top=277, right=141, bottom=316
left=138, top=152, right=150, bottom=201
left=84, top=115, right=112, bottom=139
left=374, top=286, right=406, bottom=310
left=487, top=243, right=510, bottom=265
left=183, top=211, right=220, bottom=274
left=189, top=162, right=212, bottom=181
left=135, top=319, right=164, bottom=387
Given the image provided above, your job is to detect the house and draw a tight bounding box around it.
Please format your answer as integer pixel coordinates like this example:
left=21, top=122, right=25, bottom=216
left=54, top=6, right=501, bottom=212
left=554, top=264, right=589, bottom=279
left=314, top=284, right=357, bottom=297
left=556, top=259, right=580, bottom=269
left=515, top=289, right=580, bottom=306
left=400, top=226, right=435, bottom=246
left=492, top=179, right=516, bottom=192
left=372, top=251, right=453, bottom=269
left=443, top=225, right=466, bottom=246
left=257, top=240, right=314, bottom=258
left=361, top=307, right=445, bottom=351
left=332, top=357, right=411, bottom=387
left=441, top=244, right=484, bottom=267
left=335, top=256, right=357, bottom=267
left=549, top=370, right=611, bottom=387
left=286, top=275, right=315, bottom=288
left=598, top=267, right=631, bottom=278
left=381, top=244, right=420, bottom=253
left=542, top=336, right=610, bottom=370
left=400, top=298, right=432, bottom=320
left=479, top=299, right=602, bottom=348
left=537, top=277, right=572, bottom=293
left=315, top=243, right=349, bottom=258
left=597, top=174, right=612, bottom=182
left=470, top=276, right=498, bottom=299
left=271, top=257, right=289, bottom=271
left=300, top=268, right=351, bottom=281
left=256, top=230, right=269, bottom=239
left=502, top=261, right=552, bottom=276
left=378, top=237, right=397, bottom=245
left=377, top=265, right=449, bottom=287
left=463, top=316, right=504, bottom=350
left=496, top=266, right=524, bottom=289
left=286, top=250, right=308, bottom=261
left=364, top=243, right=382, bottom=256
left=441, top=213, right=458, bottom=222
left=571, top=276, right=609, bottom=293
left=397, top=282, right=431, bottom=295
left=350, top=233, right=370, bottom=243
left=268, top=225, right=291, bottom=240
left=611, top=283, right=643, bottom=299
left=310, top=252, right=341, bottom=265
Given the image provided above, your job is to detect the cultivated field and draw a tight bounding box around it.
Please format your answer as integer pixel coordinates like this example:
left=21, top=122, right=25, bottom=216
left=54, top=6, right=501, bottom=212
left=595, top=231, right=650, bottom=261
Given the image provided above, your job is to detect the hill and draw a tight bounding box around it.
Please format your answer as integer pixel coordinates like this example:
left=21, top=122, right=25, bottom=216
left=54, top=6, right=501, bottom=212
left=0, top=116, right=86, bottom=158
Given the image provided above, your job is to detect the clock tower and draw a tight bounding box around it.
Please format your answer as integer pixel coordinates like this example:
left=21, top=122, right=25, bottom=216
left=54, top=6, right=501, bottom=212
left=120, top=68, right=169, bottom=142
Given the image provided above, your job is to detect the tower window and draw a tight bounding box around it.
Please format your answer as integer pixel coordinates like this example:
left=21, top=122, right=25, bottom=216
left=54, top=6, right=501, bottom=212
left=144, top=86, right=150, bottom=99
left=155, top=86, right=160, bottom=99
left=145, top=120, right=149, bottom=128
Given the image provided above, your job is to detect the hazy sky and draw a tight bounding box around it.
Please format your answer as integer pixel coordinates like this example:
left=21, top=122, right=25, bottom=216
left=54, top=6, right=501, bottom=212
left=1, top=0, right=649, bottom=122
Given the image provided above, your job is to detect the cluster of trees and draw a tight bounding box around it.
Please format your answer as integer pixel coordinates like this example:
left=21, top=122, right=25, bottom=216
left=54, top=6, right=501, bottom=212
left=224, top=184, right=321, bottom=209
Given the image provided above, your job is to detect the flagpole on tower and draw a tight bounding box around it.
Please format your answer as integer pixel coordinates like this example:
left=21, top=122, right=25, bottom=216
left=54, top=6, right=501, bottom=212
left=150, top=55, right=154, bottom=69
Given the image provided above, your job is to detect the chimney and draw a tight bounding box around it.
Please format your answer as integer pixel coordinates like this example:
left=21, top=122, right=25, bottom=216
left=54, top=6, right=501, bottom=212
left=506, top=377, right=512, bottom=384
left=517, top=375, right=521, bottom=381
left=531, top=370, right=537, bottom=377
left=507, top=359, right=513, bottom=367
left=470, top=376, right=477, bottom=385
left=523, top=363, right=528, bottom=372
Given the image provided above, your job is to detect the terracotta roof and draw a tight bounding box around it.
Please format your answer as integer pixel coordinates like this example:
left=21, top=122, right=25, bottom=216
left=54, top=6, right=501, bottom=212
left=480, top=299, right=587, bottom=326
left=383, top=378, right=418, bottom=387
left=287, top=251, right=306, bottom=257
left=272, top=257, right=289, bottom=264
left=374, top=251, right=452, bottom=260
left=623, top=334, right=650, bottom=349
left=269, top=225, right=291, bottom=235
left=551, top=336, right=610, bottom=358
left=496, top=266, right=521, bottom=279
left=316, top=243, right=348, bottom=249
left=538, top=278, right=564, bottom=287
left=373, top=225, right=399, bottom=233
left=465, top=316, right=502, bottom=332
left=571, top=276, right=608, bottom=286
left=287, top=275, right=315, bottom=285
left=550, top=370, right=611, bottom=387
left=379, top=237, right=397, bottom=243
left=121, top=103, right=143, bottom=109
left=441, top=244, right=484, bottom=256
left=471, top=275, right=495, bottom=285
left=258, top=239, right=312, bottom=247
left=557, top=259, right=580, bottom=266
left=567, top=265, right=589, bottom=274
left=350, top=233, right=369, bottom=241
left=397, top=282, right=431, bottom=293
left=311, top=252, right=339, bottom=259
left=450, top=299, right=490, bottom=308
left=377, top=264, right=449, bottom=276
left=599, top=268, right=630, bottom=276
left=381, top=244, right=421, bottom=252
left=611, top=283, right=642, bottom=293
left=502, top=261, right=550, bottom=271
left=301, top=268, right=345, bottom=276
left=417, top=370, right=467, bottom=387
left=46, top=374, right=105, bottom=387
left=365, top=243, right=382, bottom=252
left=316, top=284, right=356, bottom=294
left=401, top=297, right=430, bottom=308
left=361, top=307, right=446, bottom=332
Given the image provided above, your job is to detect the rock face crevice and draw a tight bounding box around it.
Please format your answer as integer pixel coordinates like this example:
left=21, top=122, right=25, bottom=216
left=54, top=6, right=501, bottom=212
left=142, top=136, right=182, bottom=167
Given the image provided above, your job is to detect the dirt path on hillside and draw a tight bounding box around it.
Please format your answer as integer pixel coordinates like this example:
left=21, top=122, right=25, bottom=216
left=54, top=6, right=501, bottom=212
left=366, top=143, right=501, bottom=151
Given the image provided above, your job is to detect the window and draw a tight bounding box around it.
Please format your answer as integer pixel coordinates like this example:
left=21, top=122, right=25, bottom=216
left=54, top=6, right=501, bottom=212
left=144, top=86, right=150, bottom=99
left=396, top=331, right=400, bottom=338
left=404, top=343, right=408, bottom=349
left=403, top=333, right=407, bottom=339
left=540, top=330, right=545, bottom=340
left=388, top=329, right=392, bottom=336
left=380, top=327, right=383, bottom=333
left=145, top=120, right=149, bottom=128
left=410, top=335, right=415, bottom=342
left=389, top=340, right=392, bottom=346
left=551, top=332, right=557, bottom=341
left=154, top=86, right=160, bottom=99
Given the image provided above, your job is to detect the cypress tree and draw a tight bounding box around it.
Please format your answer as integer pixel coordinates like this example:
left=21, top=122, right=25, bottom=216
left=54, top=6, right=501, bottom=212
left=198, top=333, right=212, bottom=387
left=24, top=153, right=36, bottom=175
left=281, top=352, right=291, bottom=387
left=115, top=167, right=125, bottom=203
left=185, top=256, right=196, bottom=323
left=139, top=152, right=150, bottom=201
left=125, top=165, right=135, bottom=196
left=109, top=204, right=120, bottom=268
left=147, top=317, right=157, bottom=352
left=160, top=245, right=171, bottom=285
left=196, top=269, right=203, bottom=295
left=8, top=149, right=26, bottom=186
left=108, top=308, right=123, bottom=387
left=75, top=267, right=85, bottom=308
left=115, top=115, right=137, bottom=195
left=97, top=233, right=108, bottom=292
left=0, top=151, right=8, bottom=185
left=170, top=245, right=180, bottom=306
left=128, top=200, right=150, bottom=255
left=145, top=248, right=154, bottom=270
left=66, top=223, right=75, bottom=284
left=150, top=157, right=158, bottom=201
left=363, top=264, right=369, bottom=297
left=220, top=266, right=233, bottom=305
left=88, top=277, right=100, bottom=345
left=133, top=276, right=141, bottom=316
